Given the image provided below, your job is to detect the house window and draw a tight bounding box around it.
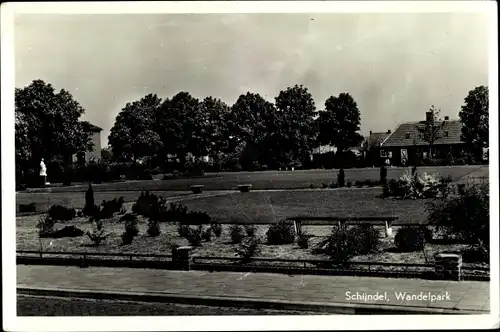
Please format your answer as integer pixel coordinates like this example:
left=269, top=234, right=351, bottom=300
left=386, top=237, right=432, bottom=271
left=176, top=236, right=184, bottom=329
left=380, top=150, right=387, bottom=157
left=405, top=132, right=411, bottom=139
left=444, top=131, right=449, bottom=137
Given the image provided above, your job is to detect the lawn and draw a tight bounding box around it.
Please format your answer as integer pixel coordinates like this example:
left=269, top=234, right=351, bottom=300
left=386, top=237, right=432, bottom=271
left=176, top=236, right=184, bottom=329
left=179, top=189, right=430, bottom=225
left=21, top=165, right=486, bottom=192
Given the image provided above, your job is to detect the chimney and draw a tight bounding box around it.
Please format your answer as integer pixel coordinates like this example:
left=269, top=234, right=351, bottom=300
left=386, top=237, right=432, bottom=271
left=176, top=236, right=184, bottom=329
left=426, top=111, right=434, bottom=123
left=369, top=130, right=372, bottom=135
left=387, top=130, right=391, bottom=134
left=444, top=116, right=449, bottom=121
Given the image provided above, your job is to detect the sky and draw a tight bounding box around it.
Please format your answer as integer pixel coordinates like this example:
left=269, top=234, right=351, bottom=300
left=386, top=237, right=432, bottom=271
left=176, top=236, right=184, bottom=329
left=14, top=12, right=490, bottom=148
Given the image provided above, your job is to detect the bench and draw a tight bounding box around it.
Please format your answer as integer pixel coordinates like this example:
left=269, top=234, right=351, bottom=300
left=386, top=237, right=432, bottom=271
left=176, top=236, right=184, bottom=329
left=237, top=184, right=252, bottom=193
left=286, top=216, right=400, bottom=238
left=190, top=185, right=204, bottom=194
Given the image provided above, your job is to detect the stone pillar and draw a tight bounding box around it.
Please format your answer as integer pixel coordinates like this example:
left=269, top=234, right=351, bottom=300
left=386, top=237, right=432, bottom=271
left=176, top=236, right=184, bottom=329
left=434, top=253, right=462, bottom=281
left=172, top=246, right=193, bottom=271
left=384, top=220, right=393, bottom=237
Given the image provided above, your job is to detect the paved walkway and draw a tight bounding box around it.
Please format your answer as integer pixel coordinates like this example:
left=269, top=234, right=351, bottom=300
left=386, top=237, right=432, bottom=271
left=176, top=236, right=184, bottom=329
left=17, top=265, right=489, bottom=313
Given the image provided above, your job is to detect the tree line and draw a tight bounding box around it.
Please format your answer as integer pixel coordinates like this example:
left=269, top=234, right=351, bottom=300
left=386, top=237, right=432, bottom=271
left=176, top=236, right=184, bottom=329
left=15, top=79, right=489, bottom=178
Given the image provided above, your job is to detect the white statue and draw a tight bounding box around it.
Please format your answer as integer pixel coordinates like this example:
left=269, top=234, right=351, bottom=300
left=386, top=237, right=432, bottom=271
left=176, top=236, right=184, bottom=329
left=40, top=158, right=47, bottom=186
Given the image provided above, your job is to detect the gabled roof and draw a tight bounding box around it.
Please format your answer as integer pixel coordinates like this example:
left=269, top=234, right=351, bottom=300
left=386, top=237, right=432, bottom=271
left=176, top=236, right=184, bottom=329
left=367, top=132, right=390, bottom=146
left=81, top=121, right=102, bottom=132
left=381, top=119, right=463, bottom=147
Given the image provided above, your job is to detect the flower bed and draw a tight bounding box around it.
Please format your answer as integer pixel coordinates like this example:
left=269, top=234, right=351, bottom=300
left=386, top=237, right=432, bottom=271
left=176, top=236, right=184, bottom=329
left=16, top=213, right=488, bottom=274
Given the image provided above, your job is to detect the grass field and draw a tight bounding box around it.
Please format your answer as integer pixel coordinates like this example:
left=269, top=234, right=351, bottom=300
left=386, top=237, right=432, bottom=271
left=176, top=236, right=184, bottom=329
left=179, top=189, right=430, bottom=224
left=22, top=165, right=487, bottom=193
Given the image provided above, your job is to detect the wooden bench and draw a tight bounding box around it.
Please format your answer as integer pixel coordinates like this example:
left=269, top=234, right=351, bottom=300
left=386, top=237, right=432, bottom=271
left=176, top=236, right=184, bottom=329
left=190, top=185, right=204, bottom=194
left=286, top=216, right=400, bottom=238
left=237, top=184, right=252, bottom=193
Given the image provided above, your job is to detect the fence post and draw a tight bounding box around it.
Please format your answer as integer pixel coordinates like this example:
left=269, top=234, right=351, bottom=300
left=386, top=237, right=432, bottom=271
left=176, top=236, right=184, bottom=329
left=172, top=246, right=193, bottom=271
left=434, top=252, right=462, bottom=281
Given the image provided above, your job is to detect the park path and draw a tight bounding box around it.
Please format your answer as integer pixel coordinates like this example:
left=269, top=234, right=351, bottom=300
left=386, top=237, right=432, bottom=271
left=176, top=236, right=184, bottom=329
left=17, top=265, right=489, bottom=314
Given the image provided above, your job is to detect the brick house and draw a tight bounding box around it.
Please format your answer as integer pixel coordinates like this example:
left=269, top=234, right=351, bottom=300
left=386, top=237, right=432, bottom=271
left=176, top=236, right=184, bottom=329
left=73, top=121, right=102, bottom=164
left=362, top=130, right=392, bottom=166
left=379, top=112, right=466, bottom=166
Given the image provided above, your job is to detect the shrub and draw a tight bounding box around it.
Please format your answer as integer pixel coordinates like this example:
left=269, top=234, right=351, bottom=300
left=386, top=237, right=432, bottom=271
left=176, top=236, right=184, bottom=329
left=244, top=225, right=256, bottom=237
left=40, top=225, right=84, bottom=239
left=86, top=219, right=108, bottom=246
left=382, top=181, right=390, bottom=197
left=201, top=227, right=212, bottom=242
left=121, top=231, right=135, bottom=245
left=99, top=197, right=125, bottom=219
left=48, top=205, right=76, bottom=221
left=383, top=170, right=441, bottom=199
left=427, top=183, right=489, bottom=250
left=119, top=213, right=137, bottom=223
left=313, top=226, right=359, bottom=266
left=383, top=179, right=406, bottom=197
left=184, top=159, right=205, bottom=177
left=321, top=183, right=328, bottom=189
left=19, top=203, right=36, bottom=213
left=297, top=232, right=310, bottom=249
left=437, top=175, right=453, bottom=198
left=329, top=181, right=338, bottom=189
left=16, top=183, right=28, bottom=191
left=36, top=215, right=56, bottom=235
left=346, top=180, right=352, bottom=188
left=132, top=191, right=159, bottom=216
left=309, top=183, right=315, bottom=189
left=186, top=226, right=203, bottom=246
left=184, top=211, right=211, bottom=225
left=235, top=236, right=261, bottom=263
left=121, top=214, right=139, bottom=244
left=229, top=224, right=244, bottom=244
left=177, top=223, right=190, bottom=238
left=394, top=226, right=431, bottom=252
left=147, top=219, right=161, bottom=237
left=337, top=169, right=345, bottom=187
left=146, top=197, right=168, bottom=222
left=166, top=203, right=188, bottom=222
left=356, top=179, right=381, bottom=188
left=462, top=246, right=489, bottom=263
left=350, top=225, right=381, bottom=255
left=266, top=220, right=295, bottom=245
left=210, top=223, right=223, bottom=238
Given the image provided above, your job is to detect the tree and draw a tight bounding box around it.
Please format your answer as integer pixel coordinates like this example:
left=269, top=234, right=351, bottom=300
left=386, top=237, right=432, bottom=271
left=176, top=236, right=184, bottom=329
left=156, top=92, right=207, bottom=167
left=417, top=105, right=445, bottom=159
left=274, top=85, right=318, bottom=168
left=108, top=93, right=163, bottom=161
left=459, top=85, right=489, bottom=161
left=15, top=79, right=92, bottom=172
left=228, top=92, right=280, bottom=169
left=199, top=97, right=231, bottom=169
left=317, top=93, right=363, bottom=153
